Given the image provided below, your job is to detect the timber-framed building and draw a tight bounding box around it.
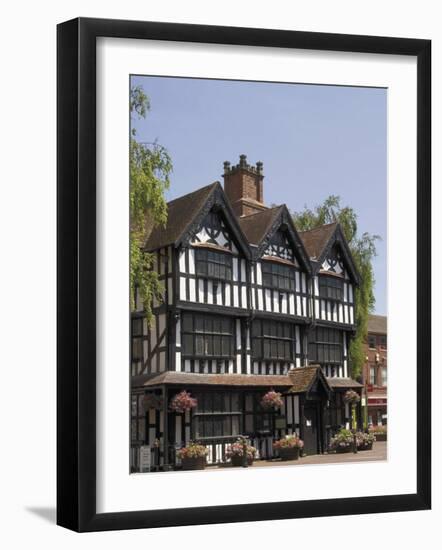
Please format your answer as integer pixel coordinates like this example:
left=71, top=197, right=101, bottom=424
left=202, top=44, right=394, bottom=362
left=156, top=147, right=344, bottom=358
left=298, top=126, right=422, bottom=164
left=131, top=155, right=363, bottom=471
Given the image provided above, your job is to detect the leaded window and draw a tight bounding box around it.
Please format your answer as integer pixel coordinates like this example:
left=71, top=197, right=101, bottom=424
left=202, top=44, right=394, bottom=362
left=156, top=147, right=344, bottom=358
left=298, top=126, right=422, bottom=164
left=195, top=248, right=232, bottom=281
left=131, top=317, right=145, bottom=375
left=181, top=313, right=234, bottom=358
left=251, top=319, right=294, bottom=361
left=131, top=392, right=146, bottom=443
left=192, top=392, right=242, bottom=439
left=262, top=260, right=295, bottom=291
left=319, top=275, right=343, bottom=301
left=244, top=392, right=274, bottom=436
left=308, top=327, right=343, bottom=364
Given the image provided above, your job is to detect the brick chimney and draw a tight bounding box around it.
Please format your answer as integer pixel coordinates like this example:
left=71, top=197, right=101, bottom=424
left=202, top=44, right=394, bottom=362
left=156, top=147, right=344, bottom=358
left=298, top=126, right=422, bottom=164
left=223, top=154, right=267, bottom=217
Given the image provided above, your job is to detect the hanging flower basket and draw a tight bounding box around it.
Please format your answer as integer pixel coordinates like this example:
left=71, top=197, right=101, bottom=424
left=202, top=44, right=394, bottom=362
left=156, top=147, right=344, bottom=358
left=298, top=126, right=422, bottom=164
left=142, top=393, right=163, bottom=411
left=261, top=390, right=283, bottom=410
left=343, top=389, right=361, bottom=404
left=169, top=390, right=197, bottom=413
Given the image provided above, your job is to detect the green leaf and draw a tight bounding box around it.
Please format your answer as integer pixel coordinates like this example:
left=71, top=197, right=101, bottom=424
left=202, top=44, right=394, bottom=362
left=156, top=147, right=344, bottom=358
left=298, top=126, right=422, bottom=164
left=130, top=86, right=172, bottom=326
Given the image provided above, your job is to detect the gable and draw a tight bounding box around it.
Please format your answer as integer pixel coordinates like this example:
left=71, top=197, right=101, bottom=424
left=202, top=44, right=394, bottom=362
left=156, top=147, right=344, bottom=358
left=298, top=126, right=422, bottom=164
left=257, top=206, right=311, bottom=274
left=317, top=226, right=360, bottom=284
left=262, top=228, right=298, bottom=265
left=191, top=208, right=238, bottom=253
left=320, top=243, right=346, bottom=276
left=177, top=183, right=251, bottom=259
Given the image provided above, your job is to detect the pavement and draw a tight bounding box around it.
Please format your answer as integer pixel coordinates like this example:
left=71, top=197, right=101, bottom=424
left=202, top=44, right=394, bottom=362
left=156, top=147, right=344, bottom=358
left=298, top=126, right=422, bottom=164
left=206, top=441, right=387, bottom=470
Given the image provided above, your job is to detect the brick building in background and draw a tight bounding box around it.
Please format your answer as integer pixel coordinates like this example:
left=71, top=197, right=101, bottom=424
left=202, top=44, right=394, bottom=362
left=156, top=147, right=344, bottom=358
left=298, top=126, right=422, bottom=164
left=363, top=314, right=387, bottom=426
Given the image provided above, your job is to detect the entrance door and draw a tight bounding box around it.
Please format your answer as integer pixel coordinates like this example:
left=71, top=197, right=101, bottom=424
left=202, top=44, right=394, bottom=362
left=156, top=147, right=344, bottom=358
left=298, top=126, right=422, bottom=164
left=303, top=406, right=318, bottom=455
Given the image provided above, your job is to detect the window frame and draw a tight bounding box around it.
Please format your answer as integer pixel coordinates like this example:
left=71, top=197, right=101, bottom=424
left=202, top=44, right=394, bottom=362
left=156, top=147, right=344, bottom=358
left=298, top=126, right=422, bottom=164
left=261, top=259, right=296, bottom=292
left=308, top=326, right=343, bottom=365
left=318, top=274, right=344, bottom=301
left=130, top=392, right=147, bottom=444
left=244, top=391, right=276, bottom=436
left=368, top=335, right=377, bottom=349
left=191, top=391, right=243, bottom=440
left=251, top=319, right=295, bottom=362
left=181, top=312, right=235, bottom=359
left=131, top=316, right=145, bottom=375
left=195, top=247, right=233, bottom=282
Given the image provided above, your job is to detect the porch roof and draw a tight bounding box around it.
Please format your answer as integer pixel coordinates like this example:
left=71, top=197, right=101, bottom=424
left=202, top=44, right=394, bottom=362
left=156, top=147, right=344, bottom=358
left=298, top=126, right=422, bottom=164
left=327, top=377, right=363, bottom=389
left=287, top=365, right=332, bottom=395
left=132, top=371, right=293, bottom=389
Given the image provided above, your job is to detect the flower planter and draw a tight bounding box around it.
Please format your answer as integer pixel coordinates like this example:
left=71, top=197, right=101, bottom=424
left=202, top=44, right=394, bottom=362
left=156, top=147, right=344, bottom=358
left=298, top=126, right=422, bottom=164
left=373, top=433, right=387, bottom=441
left=335, top=446, right=352, bottom=454
left=181, top=456, right=206, bottom=470
left=230, top=455, right=254, bottom=467
left=278, top=447, right=300, bottom=461
left=358, top=442, right=373, bottom=451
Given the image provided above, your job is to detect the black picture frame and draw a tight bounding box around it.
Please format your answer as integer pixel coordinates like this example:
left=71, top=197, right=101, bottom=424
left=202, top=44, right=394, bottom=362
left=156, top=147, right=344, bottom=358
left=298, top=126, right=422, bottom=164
left=57, top=17, right=431, bottom=532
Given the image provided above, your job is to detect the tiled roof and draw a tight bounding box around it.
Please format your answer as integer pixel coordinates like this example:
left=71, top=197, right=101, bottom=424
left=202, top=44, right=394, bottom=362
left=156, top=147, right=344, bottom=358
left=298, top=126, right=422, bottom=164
left=132, top=371, right=293, bottom=388
left=327, top=377, right=363, bottom=388
left=367, top=314, right=387, bottom=335
left=144, top=182, right=219, bottom=251
left=299, top=222, right=338, bottom=260
left=238, top=206, right=283, bottom=245
left=288, top=365, right=331, bottom=394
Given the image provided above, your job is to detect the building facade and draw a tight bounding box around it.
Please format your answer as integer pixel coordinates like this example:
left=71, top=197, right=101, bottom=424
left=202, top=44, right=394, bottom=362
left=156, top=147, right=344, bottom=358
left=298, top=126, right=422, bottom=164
left=362, top=314, right=387, bottom=427
left=131, top=155, right=363, bottom=471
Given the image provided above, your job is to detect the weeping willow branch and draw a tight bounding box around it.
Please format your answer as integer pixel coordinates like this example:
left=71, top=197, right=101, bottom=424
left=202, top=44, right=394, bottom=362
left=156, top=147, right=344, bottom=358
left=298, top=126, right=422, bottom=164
left=130, top=85, right=172, bottom=324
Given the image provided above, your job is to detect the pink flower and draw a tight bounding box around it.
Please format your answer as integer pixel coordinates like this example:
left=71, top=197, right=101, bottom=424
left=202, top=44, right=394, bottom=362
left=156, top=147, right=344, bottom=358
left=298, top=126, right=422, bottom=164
left=261, top=390, right=283, bottom=410
left=169, top=390, right=198, bottom=413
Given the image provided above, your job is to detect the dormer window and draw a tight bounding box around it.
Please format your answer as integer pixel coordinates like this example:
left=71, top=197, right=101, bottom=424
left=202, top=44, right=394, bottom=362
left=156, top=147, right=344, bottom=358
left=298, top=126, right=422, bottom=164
left=319, top=275, right=343, bottom=301
left=195, top=248, right=232, bottom=281
left=262, top=260, right=295, bottom=291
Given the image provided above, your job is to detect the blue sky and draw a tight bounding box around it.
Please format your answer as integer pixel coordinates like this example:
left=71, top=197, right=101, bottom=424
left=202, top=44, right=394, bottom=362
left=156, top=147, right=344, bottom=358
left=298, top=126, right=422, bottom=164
left=131, top=75, right=387, bottom=315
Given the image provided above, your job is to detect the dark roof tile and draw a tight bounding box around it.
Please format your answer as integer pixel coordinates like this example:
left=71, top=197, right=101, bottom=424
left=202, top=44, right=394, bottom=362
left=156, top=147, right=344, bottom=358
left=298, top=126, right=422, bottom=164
left=288, top=365, right=331, bottom=394
left=238, top=206, right=283, bottom=245
left=144, top=182, right=218, bottom=251
left=299, top=222, right=337, bottom=260
left=327, top=378, right=363, bottom=388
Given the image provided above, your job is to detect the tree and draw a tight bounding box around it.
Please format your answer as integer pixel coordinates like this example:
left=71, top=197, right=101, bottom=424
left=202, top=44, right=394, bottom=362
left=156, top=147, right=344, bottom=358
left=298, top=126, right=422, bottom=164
left=130, top=85, right=172, bottom=323
left=292, top=195, right=380, bottom=379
